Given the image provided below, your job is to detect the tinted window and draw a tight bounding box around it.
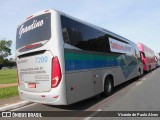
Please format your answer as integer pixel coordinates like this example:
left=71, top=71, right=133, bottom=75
left=61, top=16, right=110, bottom=52
left=16, top=13, right=51, bottom=49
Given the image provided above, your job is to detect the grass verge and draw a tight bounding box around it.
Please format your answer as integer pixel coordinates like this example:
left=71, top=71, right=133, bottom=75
left=0, top=69, right=17, bottom=84
left=0, top=86, right=18, bottom=99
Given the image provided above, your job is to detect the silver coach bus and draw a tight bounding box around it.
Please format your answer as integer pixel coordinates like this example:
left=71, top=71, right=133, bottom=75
left=16, top=9, right=143, bottom=105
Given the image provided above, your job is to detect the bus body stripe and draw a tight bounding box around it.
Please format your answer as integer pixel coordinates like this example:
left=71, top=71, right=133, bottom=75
left=65, top=59, right=118, bottom=71
left=64, top=52, right=138, bottom=78
left=64, top=52, right=117, bottom=60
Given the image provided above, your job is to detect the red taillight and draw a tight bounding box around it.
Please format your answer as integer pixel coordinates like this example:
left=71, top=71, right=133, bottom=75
left=51, top=57, right=61, bottom=88
left=19, top=43, right=42, bottom=52
left=24, top=43, right=41, bottom=49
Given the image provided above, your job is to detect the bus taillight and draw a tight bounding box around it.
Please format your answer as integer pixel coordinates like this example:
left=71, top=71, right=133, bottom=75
left=51, top=57, right=62, bottom=88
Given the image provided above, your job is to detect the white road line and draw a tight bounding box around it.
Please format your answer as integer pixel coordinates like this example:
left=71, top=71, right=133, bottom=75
left=0, top=101, right=33, bottom=111
left=142, top=78, right=146, bottom=80
left=11, top=103, right=37, bottom=111
left=136, top=82, right=142, bottom=86
left=136, top=78, right=147, bottom=86
left=83, top=109, right=102, bottom=120
left=151, top=71, right=156, bottom=76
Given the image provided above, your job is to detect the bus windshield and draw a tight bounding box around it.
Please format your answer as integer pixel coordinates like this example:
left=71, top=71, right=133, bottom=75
left=16, top=13, right=51, bottom=50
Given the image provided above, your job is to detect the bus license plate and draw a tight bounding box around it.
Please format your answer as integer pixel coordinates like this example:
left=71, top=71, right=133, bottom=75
left=28, top=83, right=36, bottom=88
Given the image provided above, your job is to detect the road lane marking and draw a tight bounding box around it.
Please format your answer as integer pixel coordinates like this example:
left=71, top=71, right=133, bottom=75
left=11, top=103, right=37, bottom=111
left=0, top=101, right=33, bottom=111
left=136, top=82, right=142, bottom=86
left=135, top=77, right=147, bottom=86
left=83, top=109, right=102, bottom=120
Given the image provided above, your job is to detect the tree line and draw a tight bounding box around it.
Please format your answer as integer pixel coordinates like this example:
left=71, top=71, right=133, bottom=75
left=0, top=39, right=16, bottom=69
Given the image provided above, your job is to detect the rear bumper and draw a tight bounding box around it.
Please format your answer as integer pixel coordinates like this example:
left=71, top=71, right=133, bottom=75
left=18, top=87, right=67, bottom=105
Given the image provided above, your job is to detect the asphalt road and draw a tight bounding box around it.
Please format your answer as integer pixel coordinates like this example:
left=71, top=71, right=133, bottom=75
left=11, top=67, right=160, bottom=120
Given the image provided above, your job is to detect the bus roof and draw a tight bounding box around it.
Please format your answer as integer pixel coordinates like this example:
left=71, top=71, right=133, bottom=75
left=17, top=9, right=134, bottom=45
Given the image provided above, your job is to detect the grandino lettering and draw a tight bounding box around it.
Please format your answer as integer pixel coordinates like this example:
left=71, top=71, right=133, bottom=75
left=19, top=19, right=44, bottom=38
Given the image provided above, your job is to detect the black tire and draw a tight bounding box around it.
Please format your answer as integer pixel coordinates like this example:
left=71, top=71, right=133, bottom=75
left=148, top=65, right=151, bottom=72
left=138, top=69, right=142, bottom=79
left=102, top=77, right=113, bottom=97
left=149, top=66, right=151, bottom=71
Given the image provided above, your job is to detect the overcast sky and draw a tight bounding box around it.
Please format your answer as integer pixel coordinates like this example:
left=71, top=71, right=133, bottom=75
left=1, top=0, right=160, bottom=58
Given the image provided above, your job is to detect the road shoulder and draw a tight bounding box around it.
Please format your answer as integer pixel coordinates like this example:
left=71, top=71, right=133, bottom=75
left=0, top=96, right=33, bottom=111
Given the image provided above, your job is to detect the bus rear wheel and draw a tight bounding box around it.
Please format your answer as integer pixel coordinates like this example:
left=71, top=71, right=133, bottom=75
left=138, top=69, right=142, bottom=79
left=102, top=77, right=113, bottom=97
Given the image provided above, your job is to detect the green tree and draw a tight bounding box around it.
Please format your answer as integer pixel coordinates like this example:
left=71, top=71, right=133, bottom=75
left=0, top=39, right=12, bottom=65
left=0, top=57, right=3, bottom=64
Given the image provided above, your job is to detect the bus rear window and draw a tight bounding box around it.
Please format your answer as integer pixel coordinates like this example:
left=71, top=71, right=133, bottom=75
left=16, top=13, right=51, bottom=49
